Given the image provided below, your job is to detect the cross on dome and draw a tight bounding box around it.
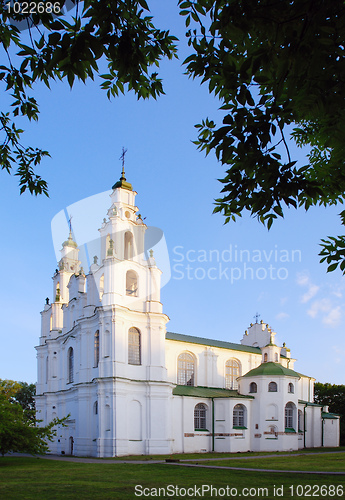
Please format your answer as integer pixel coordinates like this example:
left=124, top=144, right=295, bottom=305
left=112, top=147, right=133, bottom=191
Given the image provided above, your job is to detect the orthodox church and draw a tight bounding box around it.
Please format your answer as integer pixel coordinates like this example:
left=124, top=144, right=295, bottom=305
left=35, top=171, right=340, bottom=457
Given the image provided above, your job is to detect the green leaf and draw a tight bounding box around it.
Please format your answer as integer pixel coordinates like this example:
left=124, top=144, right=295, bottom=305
left=327, top=263, right=339, bottom=273
left=138, top=0, right=149, bottom=10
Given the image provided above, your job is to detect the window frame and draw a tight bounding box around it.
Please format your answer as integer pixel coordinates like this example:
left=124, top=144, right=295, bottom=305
left=298, top=409, right=303, bottom=432
left=128, top=327, right=141, bottom=365
left=225, top=358, right=241, bottom=390
left=126, top=270, right=138, bottom=297
left=177, top=352, right=195, bottom=386
left=124, top=231, right=134, bottom=260
left=99, top=274, right=104, bottom=301
left=285, top=402, right=295, bottom=431
left=46, top=356, right=49, bottom=384
left=268, top=381, right=278, bottom=392
left=68, top=346, right=74, bottom=384
left=233, top=403, right=246, bottom=429
left=288, top=382, right=294, bottom=394
left=194, top=403, right=207, bottom=431
left=94, top=330, right=100, bottom=368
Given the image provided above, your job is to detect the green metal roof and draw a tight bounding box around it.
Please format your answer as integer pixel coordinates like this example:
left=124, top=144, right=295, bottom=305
left=296, top=373, right=314, bottom=379
left=321, top=411, right=340, bottom=419
left=299, top=400, right=323, bottom=407
left=166, top=332, right=262, bottom=355
left=112, top=179, right=132, bottom=191
left=112, top=168, right=132, bottom=191
left=172, top=385, right=254, bottom=399
left=242, top=362, right=301, bottom=378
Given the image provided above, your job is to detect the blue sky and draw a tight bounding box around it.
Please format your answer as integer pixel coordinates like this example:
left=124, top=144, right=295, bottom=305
left=1, top=1, right=344, bottom=385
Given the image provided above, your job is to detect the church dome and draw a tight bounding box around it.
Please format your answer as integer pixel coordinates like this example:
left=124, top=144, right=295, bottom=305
left=112, top=166, right=132, bottom=191
left=62, top=232, right=78, bottom=248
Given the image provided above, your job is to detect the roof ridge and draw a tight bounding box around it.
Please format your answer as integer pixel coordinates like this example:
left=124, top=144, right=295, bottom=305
left=242, top=362, right=302, bottom=378
left=166, top=331, right=261, bottom=354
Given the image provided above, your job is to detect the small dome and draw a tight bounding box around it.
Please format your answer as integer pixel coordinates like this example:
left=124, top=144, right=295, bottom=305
left=112, top=166, right=132, bottom=191
left=243, top=362, right=301, bottom=378
left=62, top=231, right=78, bottom=248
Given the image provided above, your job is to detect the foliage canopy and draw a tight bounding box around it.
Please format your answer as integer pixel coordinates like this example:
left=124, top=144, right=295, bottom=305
left=0, top=379, right=66, bottom=456
left=314, top=382, right=345, bottom=445
left=0, top=0, right=177, bottom=195
left=179, top=0, right=345, bottom=272
left=2, top=0, right=345, bottom=271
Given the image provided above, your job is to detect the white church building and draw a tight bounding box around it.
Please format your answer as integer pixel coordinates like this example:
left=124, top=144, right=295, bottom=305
left=35, top=171, right=340, bottom=457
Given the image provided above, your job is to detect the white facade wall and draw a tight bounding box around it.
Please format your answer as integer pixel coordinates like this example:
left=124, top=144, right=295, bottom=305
left=35, top=179, right=340, bottom=457
left=165, top=340, right=262, bottom=388
left=323, top=418, right=340, bottom=447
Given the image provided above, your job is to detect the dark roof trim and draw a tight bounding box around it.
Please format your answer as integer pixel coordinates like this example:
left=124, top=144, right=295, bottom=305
left=298, top=400, right=323, bottom=407
left=172, top=385, right=254, bottom=399
left=321, top=412, right=341, bottom=419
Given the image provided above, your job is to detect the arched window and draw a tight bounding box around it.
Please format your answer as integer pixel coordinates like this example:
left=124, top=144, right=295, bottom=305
left=249, top=382, right=257, bottom=393
left=68, top=347, right=74, bottom=383
left=105, top=404, right=111, bottom=431
left=126, top=270, right=138, bottom=296
left=49, top=314, right=53, bottom=331
left=128, top=327, right=141, bottom=365
left=288, top=382, right=294, bottom=393
left=52, top=356, right=57, bottom=378
left=124, top=232, right=133, bottom=260
left=177, top=352, right=195, bottom=386
left=99, top=274, right=104, bottom=300
left=275, top=353, right=279, bottom=362
left=94, top=401, right=98, bottom=415
left=94, top=330, right=100, bottom=367
left=225, top=359, right=241, bottom=390
left=233, top=404, right=246, bottom=428
left=106, top=234, right=111, bottom=256
left=46, top=356, right=49, bottom=384
left=69, top=436, right=74, bottom=455
left=194, top=403, right=207, bottom=430
left=285, top=402, right=295, bottom=430
left=268, top=381, right=277, bottom=392
left=298, top=409, right=303, bottom=431
left=264, top=353, right=268, bottom=362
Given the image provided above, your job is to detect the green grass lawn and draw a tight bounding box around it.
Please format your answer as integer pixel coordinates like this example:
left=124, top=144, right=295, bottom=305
left=183, top=452, right=345, bottom=472
left=101, top=446, right=345, bottom=461
left=0, top=454, right=344, bottom=500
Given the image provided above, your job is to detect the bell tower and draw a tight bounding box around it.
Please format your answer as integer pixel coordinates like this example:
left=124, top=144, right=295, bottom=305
left=37, top=158, right=173, bottom=458
left=91, top=164, right=163, bottom=314
left=88, top=163, right=172, bottom=457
